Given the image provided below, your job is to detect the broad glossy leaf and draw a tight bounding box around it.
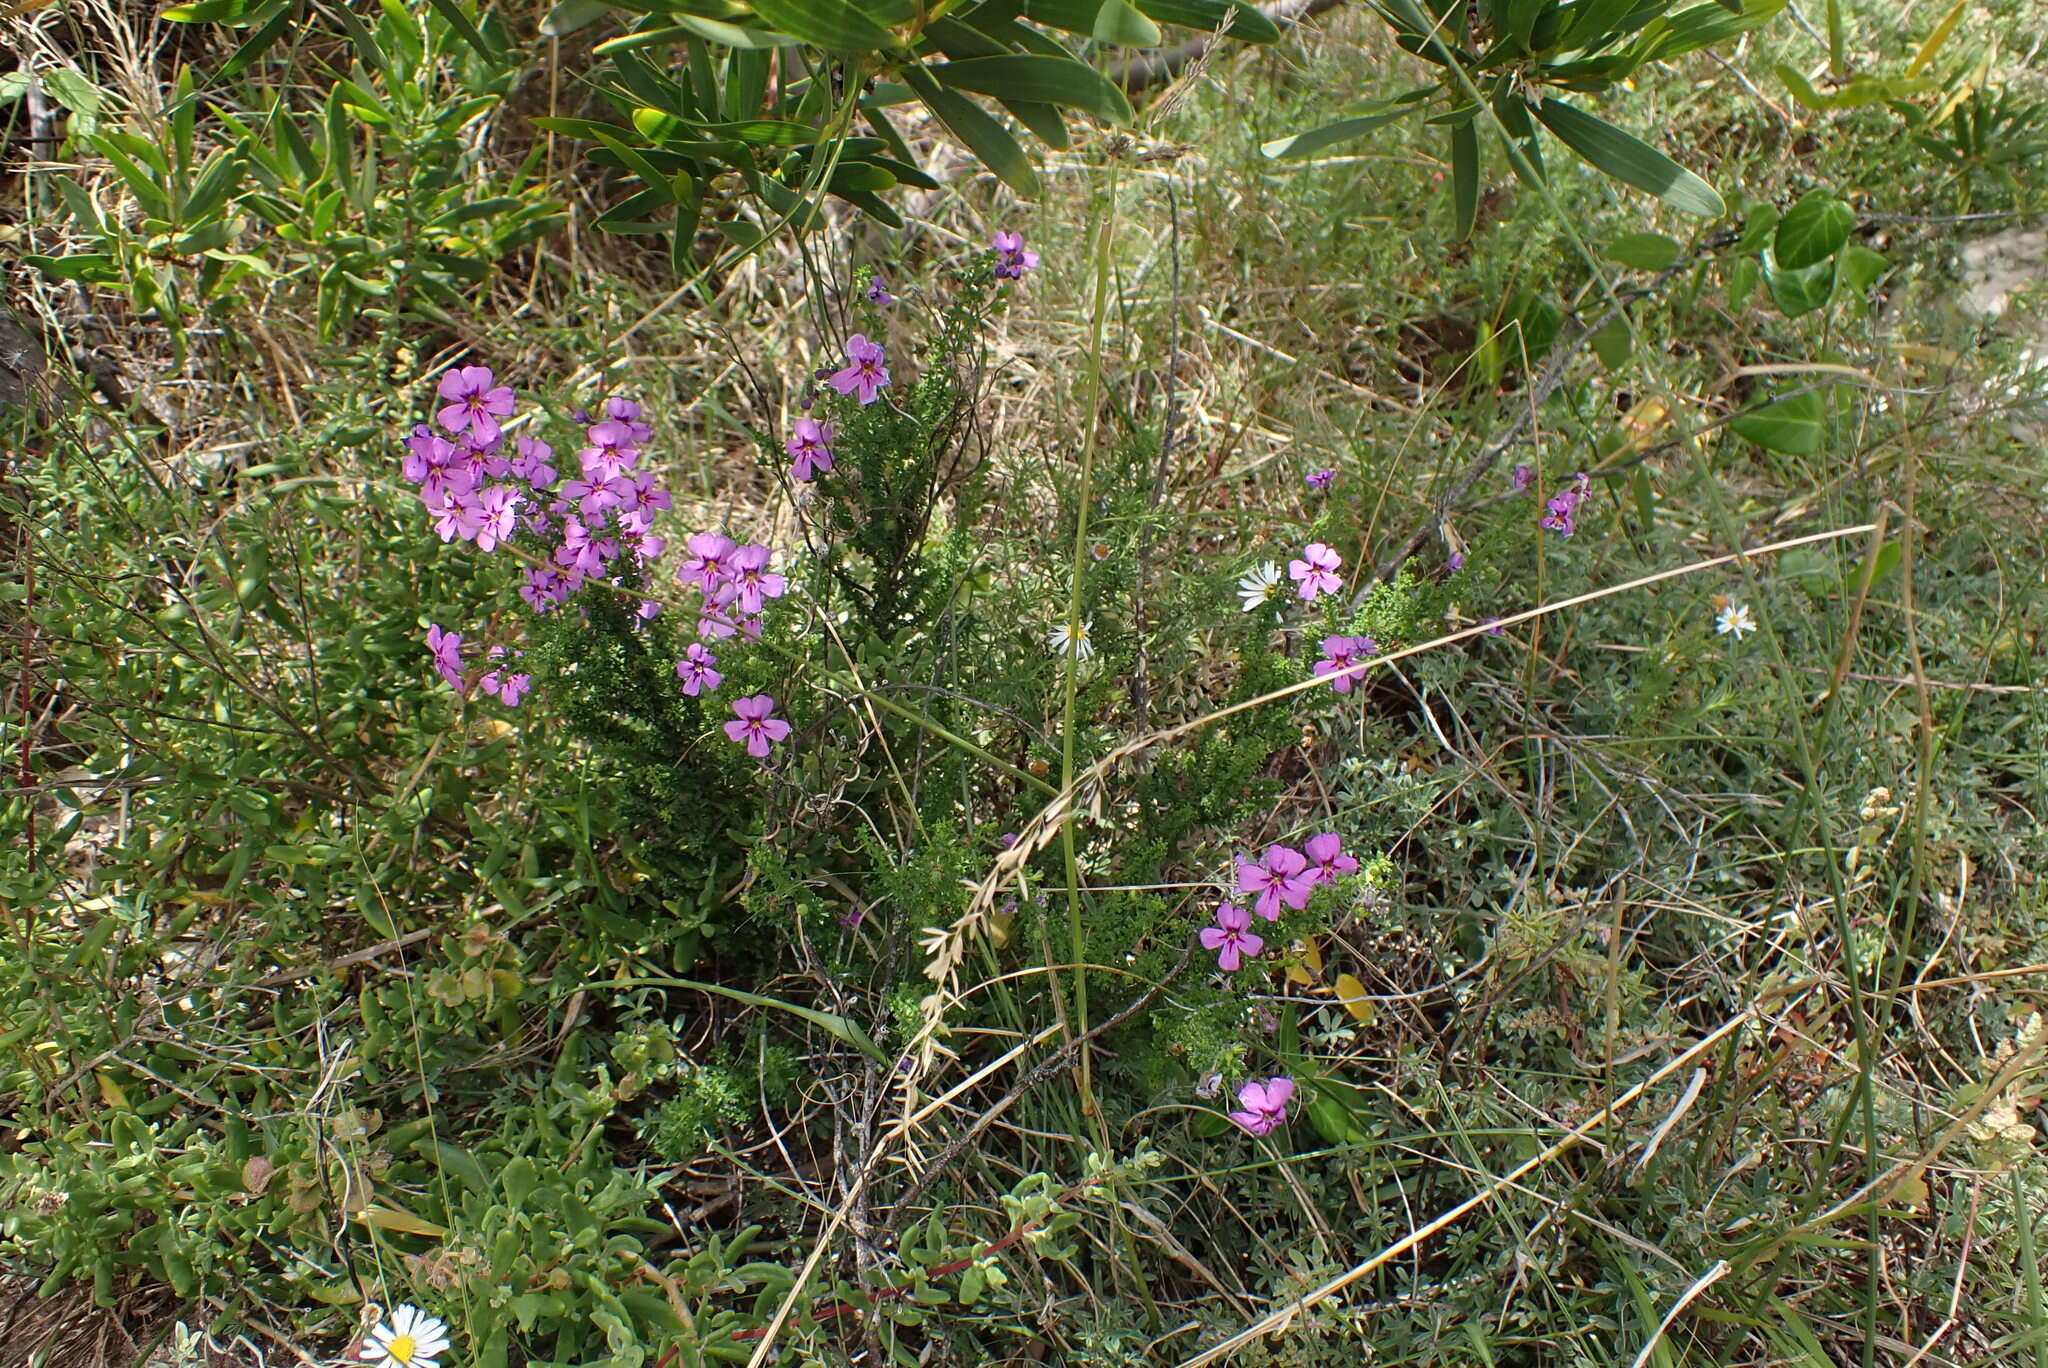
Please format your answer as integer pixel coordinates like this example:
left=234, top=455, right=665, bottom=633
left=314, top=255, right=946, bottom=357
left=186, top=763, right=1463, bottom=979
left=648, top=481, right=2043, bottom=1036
left=902, top=67, right=1039, bottom=196
left=933, top=55, right=1133, bottom=125
left=1772, top=190, right=1852, bottom=269
left=1533, top=98, right=1725, bottom=217
left=1837, top=244, right=1887, bottom=293
left=748, top=0, right=896, bottom=49
left=1729, top=389, right=1823, bottom=454
left=1762, top=248, right=1833, bottom=316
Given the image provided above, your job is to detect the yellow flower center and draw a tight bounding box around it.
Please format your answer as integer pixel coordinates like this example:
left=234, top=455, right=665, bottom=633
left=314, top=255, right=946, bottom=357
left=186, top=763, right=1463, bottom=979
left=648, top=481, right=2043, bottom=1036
left=387, top=1333, right=417, bottom=1364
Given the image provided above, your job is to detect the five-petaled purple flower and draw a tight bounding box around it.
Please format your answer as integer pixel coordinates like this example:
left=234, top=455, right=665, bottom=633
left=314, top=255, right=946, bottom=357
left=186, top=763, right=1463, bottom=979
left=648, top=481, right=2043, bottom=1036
left=992, top=230, right=1039, bottom=281
left=1229, top=1077, right=1295, bottom=1136
left=1541, top=474, right=1590, bottom=536
left=675, top=643, right=722, bottom=697
left=828, top=334, right=891, bottom=407
left=1236, top=845, right=1317, bottom=921
left=727, top=543, right=787, bottom=616
left=1303, top=833, right=1358, bottom=883
left=1288, top=542, right=1343, bottom=601
left=866, top=278, right=893, bottom=305
left=1312, top=634, right=1377, bottom=693
left=1199, top=903, right=1265, bottom=972
left=787, top=418, right=835, bottom=483
left=679, top=533, right=738, bottom=596
left=724, top=694, right=791, bottom=758
left=1306, top=468, right=1335, bottom=489
left=436, top=366, right=516, bottom=446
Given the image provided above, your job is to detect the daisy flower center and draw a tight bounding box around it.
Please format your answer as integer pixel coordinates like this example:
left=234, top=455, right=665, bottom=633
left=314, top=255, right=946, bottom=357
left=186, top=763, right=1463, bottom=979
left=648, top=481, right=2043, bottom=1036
left=387, top=1333, right=417, bottom=1363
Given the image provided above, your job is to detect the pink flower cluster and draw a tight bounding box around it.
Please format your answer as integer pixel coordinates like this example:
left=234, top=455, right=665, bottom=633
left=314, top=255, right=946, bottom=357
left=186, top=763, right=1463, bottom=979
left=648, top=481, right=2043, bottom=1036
left=425, top=624, right=531, bottom=706
left=675, top=533, right=785, bottom=644
left=400, top=369, right=673, bottom=622
left=1198, top=834, right=1360, bottom=973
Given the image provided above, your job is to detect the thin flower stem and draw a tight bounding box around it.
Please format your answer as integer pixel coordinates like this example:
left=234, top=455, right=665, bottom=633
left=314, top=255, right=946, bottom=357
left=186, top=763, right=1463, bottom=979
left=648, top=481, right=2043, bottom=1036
left=1060, top=160, right=1121, bottom=1123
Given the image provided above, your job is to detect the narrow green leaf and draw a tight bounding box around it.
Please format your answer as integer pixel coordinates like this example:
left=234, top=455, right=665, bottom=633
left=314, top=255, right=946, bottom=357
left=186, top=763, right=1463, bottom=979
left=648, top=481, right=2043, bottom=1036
left=748, top=0, right=896, bottom=49
left=932, top=55, right=1133, bottom=125
left=1134, top=0, right=1282, bottom=41
left=902, top=66, right=1039, bottom=196
left=424, top=0, right=501, bottom=60
left=541, top=0, right=613, bottom=36
left=1771, top=190, right=1853, bottom=269
left=1449, top=120, right=1479, bottom=242
left=1533, top=98, right=1725, bottom=218
left=1260, top=107, right=1412, bottom=159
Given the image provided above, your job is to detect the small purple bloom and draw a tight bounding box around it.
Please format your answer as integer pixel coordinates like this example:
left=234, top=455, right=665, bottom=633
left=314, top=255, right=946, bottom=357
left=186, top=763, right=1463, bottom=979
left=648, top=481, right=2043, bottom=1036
left=728, top=543, right=787, bottom=615
left=992, top=230, right=1039, bottom=281
left=1512, top=464, right=1534, bottom=492
left=724, top=694, right=792, bottom=758
left=679, top=533, right=738, bottom=596
left=1303, top=833, right=1358, bottom=883
left=866, top=277, right=893, bottom=305
left=1288, top=542, right=1342, bottom=601
left=1483, top=616, right=1505, bottom=636
left=426, top=624, right=465, bottom=692
left=675, top=643, right=722, bottom=697
left=1236, top=845, right=1316, bottom=921
left=513, top=434, right=556, bottom=489
left=435, top=365, right=516, bottom=445
left=1229, top=1077, right=1295, bottom=1136
left=1312, top=634, right=1377, bottom=693
left=787, top=417, right=835, bottom=483
left=1198, top=902, right=1265, bottom=973
left=1541, top=490, right=1580, bottom=536
left=580, top=421, right=639, bottom=481
left=1446, top=551, right=1466, bottom=572
left=473, top=485, right=521, bottom=552
left=827, top=334, right=891, bottom=407
left=427, top=488, right=484, bottom=545
left=1306, top=468, right=1335, bottom=489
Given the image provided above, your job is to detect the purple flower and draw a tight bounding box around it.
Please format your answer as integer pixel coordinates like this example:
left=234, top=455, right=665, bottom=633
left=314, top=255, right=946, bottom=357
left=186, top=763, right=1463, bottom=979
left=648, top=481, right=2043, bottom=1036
left=724, top=694, right=792, bottom=758
left=1228, top=1077, right=1295, bottom=1137
left=1306, top=468, right=1335, bottom=489
left=675, top=643, right=722, bottom=697
left=728, top=543, right=787, bottom=615
left=435, top=366, right=515, bottom=445
left=521, top=567, right=569, bottom=613
left=1198, top=902, right=1265, bottom=972
left=1483, top=616, right=1505, bottom=636
left=827, top=334, right=891, bottom=407
left=866, top=278, right=893, bottom=305
left=1303, top=833, right=1358, bottom=883
left=580, top=421, right=639, bottom=481
left=679, top=533, right=738, bottom=596
left=473, top=485, right=521, bottom=552
left=513, top=435, right=557, bottom=489
left=786, top=418, right=835, bottom=483
left=616, top=471, right=671, bottom=534
left=1541, top=489, right=1580, bottom=536
left=1236, top=845, right=1316, bottom=921
left=992, top=230, right=1039, bottom=281
left=1446, top=551, right=1466, bottom=572
left=1288, top=542, right=1342, bottom=601
left=496, top=672, right=532, bottom=706
left=1512, top=464, right=1534, bottom=491
left=1312, top=634, right=1377, bottom=693
left=426, top=624, right=465, bottom=692
left=427, top=488, right=484, bottom=545
left=604, top=396, right=652, bottom=445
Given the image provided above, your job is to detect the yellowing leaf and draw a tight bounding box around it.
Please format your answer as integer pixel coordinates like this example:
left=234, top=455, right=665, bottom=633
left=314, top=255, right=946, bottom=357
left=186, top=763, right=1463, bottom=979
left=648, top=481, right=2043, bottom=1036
left=355, top=1203, right=447, bottom=1239
left=1334, top=973, right=1377, bottom=1025
left=1284, top=938, right=1324, bottom=986
left=96, top=1071, right=130, bottom=1110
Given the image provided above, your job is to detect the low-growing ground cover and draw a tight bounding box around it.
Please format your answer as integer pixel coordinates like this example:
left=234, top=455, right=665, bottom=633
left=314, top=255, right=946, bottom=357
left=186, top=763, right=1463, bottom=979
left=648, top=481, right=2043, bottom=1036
left=4, top=0, right=2047, bottom=1364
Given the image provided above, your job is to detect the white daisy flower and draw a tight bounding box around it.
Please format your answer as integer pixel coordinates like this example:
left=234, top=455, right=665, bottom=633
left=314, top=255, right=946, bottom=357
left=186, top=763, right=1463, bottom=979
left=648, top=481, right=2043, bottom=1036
left=1236, top=562, right=1282, bottom=612
left=360, top=1305, right=452, bottom=1368
left=1714, top=602, right=1756, bottom=640
left=1046, top=620, right=1095, bottom=660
